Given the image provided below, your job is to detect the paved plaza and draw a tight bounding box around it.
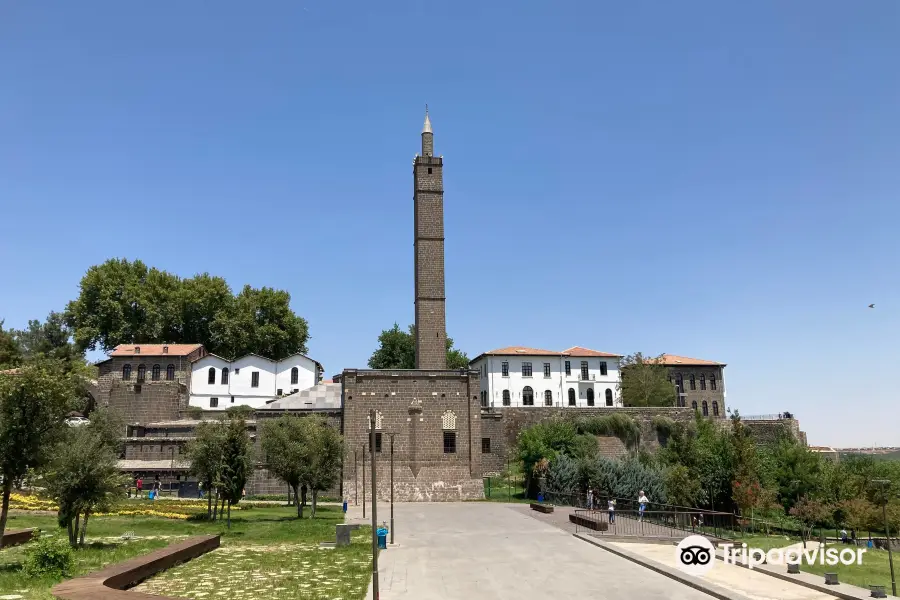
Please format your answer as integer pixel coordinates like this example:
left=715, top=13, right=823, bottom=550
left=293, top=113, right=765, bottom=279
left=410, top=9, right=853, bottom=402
left=365, top=502, right=715, bottom=600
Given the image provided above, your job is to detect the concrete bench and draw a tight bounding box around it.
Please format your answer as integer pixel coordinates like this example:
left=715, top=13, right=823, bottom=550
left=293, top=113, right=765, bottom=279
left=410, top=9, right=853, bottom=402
left=824, top=572, right=839, bottom=585
left=530, top=503, right=554, bottom=514
left=0, top=528, right=36, bottom=549
left=786, top=563, right=800, bottom=574
left=869, top=585, right=887, bottom=598
left=51, top=535, right=219, bottom=600
left=335, top=523, right=360, bottom=547
left=569, top=513, right=609, bottom=532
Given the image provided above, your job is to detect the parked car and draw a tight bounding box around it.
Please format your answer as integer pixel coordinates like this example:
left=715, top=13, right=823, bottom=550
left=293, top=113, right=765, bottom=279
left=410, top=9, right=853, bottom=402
left=65, top=416, right=89, bottom=427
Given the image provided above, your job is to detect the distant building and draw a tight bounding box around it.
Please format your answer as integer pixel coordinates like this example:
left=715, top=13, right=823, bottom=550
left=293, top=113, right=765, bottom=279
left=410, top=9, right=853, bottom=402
left=189, top=353, right=323, bottom=409
left=655, top=354, right=727, bottom=418
left=469, top=346, right=623, bottom=409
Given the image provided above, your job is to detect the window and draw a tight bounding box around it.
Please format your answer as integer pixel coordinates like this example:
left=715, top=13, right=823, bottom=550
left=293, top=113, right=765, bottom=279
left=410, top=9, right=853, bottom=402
left=482, top=438, right=491, bottom=453
left=702, top=401, right=709, bottom=416
left=234, top=368, right=239, bottom=374
left=675, top=373, right=683, bottom=393
left=277, top=389, right=283, bottom=396
left=134, top=384, right=141, bottom=394
left=712, top=401, right=719, bottom=417
left=586, top=388, right=595, bottom=406
left=443, top=431, right=456, bottom=453
left=606, top=388, right=613, bottom=406
left=251, top=372, right=260, bottom=388
left=123, top=364, right=133, bottom=380
left=544, top=390, right=552, bottom=406
left=502, top=390, right=510, bottom=406
left=208, top=367, right=216, bottom=385
left=480, top=391, right=487, bottom=407
left=565, top=361, right=571, bottom=376
left=568, top=388, right=576, bottom=406
left=210, top=398, right=219, bottom=408
left=580, top=361, right=589, bottom=380
left=691, top=400, right=698, bottom=411
left=231, top=396, right=235, bottom=404
left=522, top=362, right=532, bottom=377
left=543, top=363, right=551, bottom=378
left=710, top=375, right=717, bottom=390
left=222, top=368, right=229, bottom=385
left=291, top=367, right=299, bottom=385
left=501, top=362, right=509, bottom=377
left=689, top=375, right=696, bottom=390
left=522, top=386, right=534, bottom=406
left=137, top=364, right=146, bottom=382
left=370, top=432, right=383, bottom=453
left=700, top=375, right=706, bottom=390
left=599, top=361, right=608, bottom=376
left=151, top=364, right=161, bottom=381
left=166, top=364, right=175, bottom=380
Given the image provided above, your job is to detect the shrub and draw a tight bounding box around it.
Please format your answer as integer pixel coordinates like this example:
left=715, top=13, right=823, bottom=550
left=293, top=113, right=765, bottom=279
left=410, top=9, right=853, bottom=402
left=574, top=414, right=641, bottom=449
left=23, top=535, right=74, bottom=578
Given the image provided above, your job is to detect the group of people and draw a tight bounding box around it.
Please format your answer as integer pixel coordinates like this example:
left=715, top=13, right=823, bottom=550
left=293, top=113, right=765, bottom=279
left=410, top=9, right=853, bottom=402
left=585, top=488, right=650, bottom=523
left=128, top=476, right=161, bottom=499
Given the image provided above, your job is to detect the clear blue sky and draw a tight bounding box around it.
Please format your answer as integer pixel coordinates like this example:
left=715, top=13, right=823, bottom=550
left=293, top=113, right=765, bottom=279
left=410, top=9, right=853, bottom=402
left=1, top=1, right=897, bottom=447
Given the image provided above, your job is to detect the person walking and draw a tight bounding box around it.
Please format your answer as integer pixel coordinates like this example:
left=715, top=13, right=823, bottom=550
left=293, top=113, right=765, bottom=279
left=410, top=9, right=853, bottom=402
left=136, top=477, right=143, bottom=498
left=586, top=488, right=594, bottom=510
left=608, top=498, right=616, bottom=524
left=638, top=490, right=649, bottom=521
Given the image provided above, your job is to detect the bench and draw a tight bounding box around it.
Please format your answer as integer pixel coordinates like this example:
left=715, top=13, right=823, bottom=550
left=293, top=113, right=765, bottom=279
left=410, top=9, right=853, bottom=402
left=869, top=585, right=887, bottom=598
left=786, top=563, right=800, bottom=574
left=335, top=523, right=360, bottom=547
left=0, top=528, right=36, bottom=549
left=569, top=513, right=609, bottom=532
left=824, top=572, right=839, bottom=585
left=530, top=503, right=554, bottom=514
left=51, top=535, right=219, bottom=600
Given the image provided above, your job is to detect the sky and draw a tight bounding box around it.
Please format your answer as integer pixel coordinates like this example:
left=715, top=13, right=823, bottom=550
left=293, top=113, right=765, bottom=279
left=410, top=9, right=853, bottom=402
left=1, top=1, right=898, bottom=447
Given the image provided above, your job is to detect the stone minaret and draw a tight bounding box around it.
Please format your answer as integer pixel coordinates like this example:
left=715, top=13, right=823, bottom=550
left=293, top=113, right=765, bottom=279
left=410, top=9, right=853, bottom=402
left=413, top=108, right=447, bottom=370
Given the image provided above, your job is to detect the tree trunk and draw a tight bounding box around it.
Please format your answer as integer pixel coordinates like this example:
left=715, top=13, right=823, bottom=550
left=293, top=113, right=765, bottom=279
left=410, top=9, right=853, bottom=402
left=220, top=496, right=226, bottom=523
left=311, top=489, right=318, bottom=519
left=301, top=485, right=307, bottom=509
left=0, top=480, right=12, bottom=542
left=66, top=518, right=74, bottom=547
left=212, top=490, right=219, bottom=521
left=227, top=501, right=231, bottom=529
left=72, top=513, right=81, bottom=549
left=79, top=510, right=90, bottom=547
left=293, top=485, right=303, bottom=518
left=207, top=483, right=212, bottom=519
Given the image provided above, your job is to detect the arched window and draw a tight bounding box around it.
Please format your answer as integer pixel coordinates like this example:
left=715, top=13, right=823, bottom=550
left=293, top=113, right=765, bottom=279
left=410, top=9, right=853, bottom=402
left=710, top=375, right=717, bottom=390
left=586, top=388, right=595, bottom=406
left=689, top=374, right=696, bottom=390
left=712, top=401, right=719, bottom=417
left=702, top=400, right=709, bottom=416
left=166, top=364, right=175, bottom=381
left=291, top=367, right=299, bottom=385
left=691, top=400, right=698, bottom=411
left=502, top=390, right=511, bottom=406
left=221, top=368, right=229, bottom=385
left=151, top=364, right=161, bottom=381
left=522, top=386, right=534, bottom=406
left=123, top=364, right=132, bottom=380
left=208, top=367, right=216, bottom=385
left=700, top=375, right=706, bottom=390
left=605, top=388, right=613, bottom=406
left=137, top=364, right=146, bottom=382
left=568, top=388, right=576, bottom=406
left=544, top=390, right=553, bottom=406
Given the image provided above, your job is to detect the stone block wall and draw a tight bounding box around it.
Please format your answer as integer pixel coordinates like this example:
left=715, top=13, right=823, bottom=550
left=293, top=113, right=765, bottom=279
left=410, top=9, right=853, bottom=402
left=98, top=355, right=196, bottom=425
left=341, top=368, right=484, bottom=501
left=744, top=418, right=806, bottom=446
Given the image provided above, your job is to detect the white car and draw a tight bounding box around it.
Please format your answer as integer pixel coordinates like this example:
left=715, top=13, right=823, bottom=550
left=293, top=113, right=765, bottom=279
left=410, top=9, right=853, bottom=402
left=65, top=416, right=89, bottom=427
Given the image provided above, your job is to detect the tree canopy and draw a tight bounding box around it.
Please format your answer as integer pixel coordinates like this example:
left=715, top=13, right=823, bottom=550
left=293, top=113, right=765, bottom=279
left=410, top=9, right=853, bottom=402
left=65, top=258, right=309, bottom=360
left=367, top=323, right=469, bottom=369
left=618, top=353, right=677, bottom=407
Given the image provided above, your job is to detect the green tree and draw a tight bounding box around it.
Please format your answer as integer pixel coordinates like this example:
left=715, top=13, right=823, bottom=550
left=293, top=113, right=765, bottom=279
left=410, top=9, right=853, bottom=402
left=0, top=360, right=77, bottom=538
left=767, top=436, right=823, bottom=511
left=299, top=415, right=343, bottom=518
left=11, top=311, right=92, bottom=376
left=186, top=421, right=226, bottom=520
left=367, top=323, right=469, bottom=369
left=790, top=497, right=833, bottom=547
left=219, top=416, right=253, bottom=529
left=210, top=285, right=309, bottom=360
left=516, top=419, right=578, bottom=495
left=665, top=464, right=702, bottom=507
left=618, top=353, right=677, bottom=407
left=43, top=409, right=127, bottom=547
left=260, top=415, right=313, bottom=518
left=179, top=274, right=233, bottom=351
left=0, top=321, right=22, bottom=369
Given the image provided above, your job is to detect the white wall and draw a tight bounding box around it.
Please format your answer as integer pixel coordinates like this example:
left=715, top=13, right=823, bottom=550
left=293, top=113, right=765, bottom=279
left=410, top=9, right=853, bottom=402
left=274, top=354, right=317, bottom=394
left=189, top=353, right=319, bottom=410
left=471, top=353, right=622, bottom=409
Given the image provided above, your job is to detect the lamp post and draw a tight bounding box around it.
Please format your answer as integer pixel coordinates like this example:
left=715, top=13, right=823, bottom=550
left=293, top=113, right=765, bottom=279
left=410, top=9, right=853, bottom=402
left=389, top=432, right=396, bottom=545
left=362, top=444, right=366, bottom=519
left=873, top=479, right=896, bottom=597
left=354, top=449, right=358, bottom=505
left=369, top=410, right=379, bottom=600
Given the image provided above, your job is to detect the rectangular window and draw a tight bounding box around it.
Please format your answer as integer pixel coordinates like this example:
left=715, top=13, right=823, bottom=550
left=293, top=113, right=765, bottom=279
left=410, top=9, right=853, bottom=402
left=482, top=438, right=491, bottom=454
left=234, top=368, right=240, bottom=374
left=251, top=372, right=260, bottom=388
left=210, top=398, right=219, bottom=408
left=501, top=362, right=509, bottom=377
left=565, top=361, right=571, bottom=376
left=522, top=362, right=532, bottom=377
left=543, top=363, right=551, bottom=378
left=370, top=432, right=382, bottom=453
left=443, top=431, right=456, bottom=454
left=231, top=396, right=235, bottom=403
left=599, top=361, right=607, bottom=376
left=580, top=361, right=589, bottom=380
left=277, top=389, right=283, bottom=396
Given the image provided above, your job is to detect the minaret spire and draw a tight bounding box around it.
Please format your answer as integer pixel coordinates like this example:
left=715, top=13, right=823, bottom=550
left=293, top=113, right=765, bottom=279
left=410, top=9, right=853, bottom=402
left=421, top=105, right=434, bottom=156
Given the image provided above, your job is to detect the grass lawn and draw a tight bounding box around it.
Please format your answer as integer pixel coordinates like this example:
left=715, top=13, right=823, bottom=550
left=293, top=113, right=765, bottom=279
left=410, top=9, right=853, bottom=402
left=0, top=503, right=372, bottom=600
left=479, top=481, right=530, bottom=503
left=726, top=534, right=803, bottom=552
left=801, top=546, right=896, bottom=591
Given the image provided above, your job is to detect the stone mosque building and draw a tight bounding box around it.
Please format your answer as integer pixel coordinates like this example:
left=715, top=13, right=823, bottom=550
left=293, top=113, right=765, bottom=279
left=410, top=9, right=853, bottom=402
left=92, top=112, right=804, bottom=500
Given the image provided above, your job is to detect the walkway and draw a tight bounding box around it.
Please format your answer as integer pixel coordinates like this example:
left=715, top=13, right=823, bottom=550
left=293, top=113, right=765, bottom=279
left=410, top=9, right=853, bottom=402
left=367, top=502, right=716, bottom=600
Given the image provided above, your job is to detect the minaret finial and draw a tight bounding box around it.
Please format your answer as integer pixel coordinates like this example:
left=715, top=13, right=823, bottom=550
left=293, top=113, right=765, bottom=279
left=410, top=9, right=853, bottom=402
left=422, top=105, right=433, bottom=134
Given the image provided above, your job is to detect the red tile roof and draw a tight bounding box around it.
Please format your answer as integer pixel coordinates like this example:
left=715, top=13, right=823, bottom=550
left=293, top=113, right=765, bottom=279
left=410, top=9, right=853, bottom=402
left=110, top=344, right=203, bottom=357
left=657, top=354, right=725, bottom=367
left=562, top=346, right=622, bottom=358
left=482, top=346, right=560, bottom=356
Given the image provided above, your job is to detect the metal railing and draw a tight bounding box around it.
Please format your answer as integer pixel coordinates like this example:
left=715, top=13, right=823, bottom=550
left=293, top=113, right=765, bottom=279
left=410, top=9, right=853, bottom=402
left=572, top=507, right=739, bottom=539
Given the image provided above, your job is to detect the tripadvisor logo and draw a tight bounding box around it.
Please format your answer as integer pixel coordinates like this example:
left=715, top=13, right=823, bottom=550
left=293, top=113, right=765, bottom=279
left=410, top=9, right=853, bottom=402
left=675, top=535, right=867, bottom=576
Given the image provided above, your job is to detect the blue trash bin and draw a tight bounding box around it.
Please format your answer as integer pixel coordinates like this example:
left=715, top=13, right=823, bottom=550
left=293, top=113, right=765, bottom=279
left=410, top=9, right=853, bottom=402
left=342, top=500, right=348, bottom=514
left=377, top=528, right=388, bottom=549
